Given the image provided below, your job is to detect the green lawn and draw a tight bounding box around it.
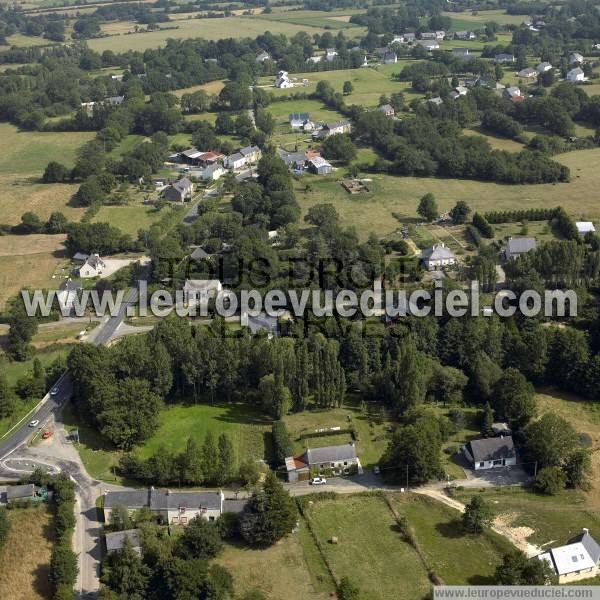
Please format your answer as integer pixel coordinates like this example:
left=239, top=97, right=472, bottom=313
left=283, top=402, right=393, bottom=468
left=391, top=493, right=514, bottom=584
left=301, top=494, right=431, bottom=600
left=255, top=8, right=366, bottom=31
left=441, top=10, right=527, bottom=28
left=92, top=203, right=186, bottom=237
left=452, top=487, right=600, bottom=548
left=135, top=402, right=272, bottom=463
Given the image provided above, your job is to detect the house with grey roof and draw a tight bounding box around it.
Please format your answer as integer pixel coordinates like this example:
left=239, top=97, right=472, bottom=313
left=308, top=156, right=333, bottom=175
left=421, top=243, right=455, bottom=270
left=428, top=96, right=443, bottom=106
left=538, top=528, right=600, bottom=583
left=495, top=53, right=515, bottom=64
left=162, top=178, right=194, bottom=202
left=78, top=253, right=106, bottom=278
left=569, top=52, right=584, bottom=64
left=247, top=313, right=279, bottom=337
left=289, top=113, right=310, bottom=129
left=103, top=489, right=240, bottom=526
left=518, top=67, right=537, bottom=79
left=6, top=483, right=37, bottom=504
left=277, top=149, right=307, bottom=170
left=452, top=47, right=470, bottom=58
left=378, top=104, right=395, bottom=117
left=105, top=529, right=142, bottom=554
left=382, top=50, right=397, bottom=64
left=537, top=62, right=553, bottom=73
left=225, top=152, right=246, bottom=171
left=455, top=30, right=476, bottom=40
left=285, top=443, right=359, bottom=482
left=239, top=145, right=262, bottom=164
left=462, top=436, right=516, bottom=470
left=504, top=237, right=537, bottom=260
left=567, top=67, right=586, bottom=82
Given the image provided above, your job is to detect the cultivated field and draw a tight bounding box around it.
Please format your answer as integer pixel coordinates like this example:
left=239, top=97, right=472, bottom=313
left=0, top=505, right=54, bottom=600
left=90, top=15, right=356, bottom=52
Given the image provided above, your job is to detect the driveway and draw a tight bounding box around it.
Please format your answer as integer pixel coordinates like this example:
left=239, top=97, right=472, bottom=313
left=459, top=464, right=532, bottom=488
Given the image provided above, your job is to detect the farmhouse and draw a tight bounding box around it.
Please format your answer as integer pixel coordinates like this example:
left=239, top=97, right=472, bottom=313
left=462, top=436, right=517, bottom=470
left=450, top=86, right=468, bottom=100
left=225, top=152, right=246, bottom=170
left=567, top=67, right=586, bottom=82
left=382, top=50, right=397, bottom=64
left=255, top=50, right=270, bottom=63
left=163, top=178, right=194, bottom=202
left=518, top=67, right=537, bottom=79
left=103, top=489, right=245, bottom=525
left=504, top=237, right=537, bottom=260
left=576, top=221, right=596, bottom=236
left=277, top=149, right=307, bottom=170
left=402, top=32, right=416, bottom=43
left=199, top=163, right=226, bottom=181
left=274, top=70, right=293, bottom=88
left=421, top=243, right=455, bottom=270
left=6, top=484, right=38, bottom=504
left=569, top=52, right=584, bottom=64
left=536, top=62, right=553, bottom=73
left=452, top=48, right=470, bottom=57
left=503, top=86, right=522, bottom=101
left=419, top=40, right=440, bottom=51
left=538, top=529, right=600, bottom=583
left=240, top=145, right=262, bottom=164
left=455, top=30, right=476, bottom=40
left=285, top=442, right=359, bottom=482
left=420, top=32, right=436, bottom=40
left=105, top=529, right=142, bottom=555
left=428, top=96, right=443, bottom=106
left=308, top=156, right=333, bottom=175
left=326, top=48, right=338, bottom=61
left=289, top=112, right=310, bottom=129
left=320, top=119, right=352, bottom=137
left=378, top=103, right=395, bottom=117
left=307, top=55, right=323, bottom=64
left=78, top=253, right=106, bottom=278
left=495, top=53, right=515, bottom=63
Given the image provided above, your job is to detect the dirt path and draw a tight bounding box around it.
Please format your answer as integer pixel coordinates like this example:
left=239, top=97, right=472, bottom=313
left=414, top=487, right=542, bottom=558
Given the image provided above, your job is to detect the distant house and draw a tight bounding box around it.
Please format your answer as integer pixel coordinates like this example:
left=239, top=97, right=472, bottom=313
left=179, top=148, right=207, bottom=165
left=225, top=152, right=246, bottom=171
left=6, top=484, right=37, bottom=504
left=200, top=163, right=226, bottom=181
left=455, top=30, right=476, bottom=40
left=57, top=279, right=81, bottom=311
left=382, top=50, right=397, bottom=64
left=420, top=32, right=436, bottom=40
left=518, top=67, right=537, bottom=79
left=569, top=52, right=584, bottom=64
left=462, top=436, right=517, bottom=470
left=452, top=47, right=470, bottom=57
left=435, top=30, right=446, bottom=40
left=538, top=529, right=600, bottom=583
left=306, top=55, right=323, bottom=64
left=391, top=35, right=404, bottom=45
left=183, top=279, right=223, bottom=305
left=576, top=221, right=596, bottom=236
left=289, top=112, right=310, bottom=129
left=78, top=253, right=106, bottom=278
left=450, top=85, right=468, bottom=100
left=277, top=149, right=307, bottom=170
left=421, top=243, right=456, bottom=270
left=239, top=145, right=262, bottom=164
left=285, top=443, right=359, bottom=482
left=567, top=67, right=586, bottom=82
left=105, top=529, right=142, bottom=555
left=106, top=96, right=125, bottom=106
left=274, top=70, right=293, bottom=88
left=536, top=62, right=553, bottom=73
left=428, top=96, right=443, bottom=106
left=326, top=48, right=338, bottom=62
left=503, top=85, right=522, bottom=101
left=255, top=50, right=270, bottom=63
left=163, top=177, right=194, bottom=203
left=103, top=489, right=245, bottom=526
left=378, top=103, right=395, bottom=117
left=190, top=247, right=211, bottom=261
left=495, top=53, right=515, bottom=64
left=197, top=151, right=224, bottom=166
left=320, top=119, right=352, bottom=137
left=402, top=32, right=416, bottom=43
left=419, top=40, right=440, bottom=51
left=504, top=237, right=537, bottom=260
left=247, top=313, right=279, bottom=338
left=308, top=156, right=333, bottom=175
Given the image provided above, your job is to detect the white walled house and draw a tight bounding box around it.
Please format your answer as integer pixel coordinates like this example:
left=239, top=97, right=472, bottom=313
left=421, top=243, right=456, bottom=270
left=462, top=436, right=517, bottom=470
left=274, top=70, right=293, bottom=88
left=285, top=443, right=359, bottom=482
left=567, top=67, right=586, bottom=82
left=78, top=254, right=106, bottom=278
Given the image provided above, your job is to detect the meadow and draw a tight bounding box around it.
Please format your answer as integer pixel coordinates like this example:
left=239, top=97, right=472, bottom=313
left=441, top=9, right=527, bottom=29
left=90, top=15, right=358, bottom=52
left=0, top=505, right=54, bottom=600
left=91, top=203, right=186, bottom=237
left=253, top=8, right=366, bottom=31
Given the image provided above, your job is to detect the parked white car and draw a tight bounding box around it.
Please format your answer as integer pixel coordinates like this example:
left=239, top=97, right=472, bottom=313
left=310, top=477, right=327, bottom=485
left=28, top=420, right=40, bottom=427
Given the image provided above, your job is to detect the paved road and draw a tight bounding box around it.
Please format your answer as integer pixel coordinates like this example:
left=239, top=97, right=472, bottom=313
left=90, top=286, right=139, bottom=346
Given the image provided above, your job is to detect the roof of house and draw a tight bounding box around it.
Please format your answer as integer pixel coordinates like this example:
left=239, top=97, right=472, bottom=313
left=278, top=149, right=306, bottom=165
left=305, top=443, right=357, bottom=465
left=240, top=145, right=260, bottom=157
left=569, top=67, right=584, bottom=76
left=173, top=177, right=193, bottom=192
left=73, top=252, right=89, bottom=262
left=325, top=119, right=350, bottom=130
left=383, top=50, right=397, bottom=60
left=577, top=221, right=596, bottom=233
left=378, top=104, right=394, bottom=113
left=506, top=237, right=537, bottom=255
left=453, top=47, right=469, bottom=53
left=248, top=313, right=279, bottom=335
left=468, top=436, right=516, bottom=463
left=285, top=455, right=308, bottom=472
left=421, top=243, right=455, bottom=261
left=6, top=484, right=35, bottom=500
left=309, top=156, right=332, bottom=169
left=547, top=542, right=597, bottom=575
left=428, top=96, right=443, bottom=105
left=83, top=254, right=105, bottom=270
left=181, top=148, right=205, bottom=159
left=518, top=68, right=537, bottom=76
left=105, top=529, right=141, bottom=552
left=537, top=62, right=552, bottom=71
left=190, top=247, right=211, bottom=261
left=149, top=489, right=222, bottom=511
left=568, top=530, right=600, bottom=564
left=289, top=112, right=310, bottom=122
left=222, top=499, right=247, bottom=514
left=491, top=422, right=512, bottom=434
left=183, top=279, right=222, bottom=291
left=104, top=490, right=149, bottom=509
left=228, top=152, right=245, bottom=163
left=199, top=151, right=224, bottom=162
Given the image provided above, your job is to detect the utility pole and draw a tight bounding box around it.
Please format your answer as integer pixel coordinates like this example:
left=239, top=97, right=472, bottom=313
left=533, top=461, right=538, bottom=478
left=406, top=464, right=409, bottom=491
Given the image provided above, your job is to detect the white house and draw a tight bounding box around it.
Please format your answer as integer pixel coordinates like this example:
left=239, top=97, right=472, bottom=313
left=285, top=443, right=359, bottom=482
left=200, top=163, right=226, bottom=181
left=320, top=119, right=352, bottom=137
left=536, top=62, right=553, bottom=73
left=462, top=436, right=517, bottom=470
left=325, top=48, right=338, bottom=62
left=503, top=86, right=522, bottom=101
left=428, top=96, right=443, bottom=106
left=103, top=489, right=246, bottom=526
left=567, top=67, right=586, bottom=82
left=576, top=221, right=596, bottom=236
left=538, top=529, right=600, bottom=583
left=419, top=40, right=440, bottom=51
left=183, top=279, right=223, bottom=306
left=518, top=67, right=537, bottom=79
left=495, top=53, right=515, bottom=64
left=450, top=85, right=468, bottom=100
left=289, top=112, right=310, bottom=129
left=421, top=243, right=455, bottom=270
left=78, top=254, right=106, bottom=278
left=255, top=50, right=270, bottom=63
left=402, top=32, right=416, bottom=43
left=452, top=47, right=470, bottom=57
left=225, top=152, right=246, bottom=171
left=274, top=70, right=293, bottom=88
left=239, top=145, right=262, bottom=164
left=455, top=30, right=476, bottom=40
left=569, top=52, right=584, bottom=64
left=306, top=55, right=323, bottom=64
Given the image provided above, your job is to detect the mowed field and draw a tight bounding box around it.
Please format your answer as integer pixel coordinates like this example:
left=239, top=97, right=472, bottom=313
left=295, top=146, right=600, bottom=241
left=0, top=505, right=54, bottom=600
left=441, top=9, right=526, bottom=29
left=90, top=15, right=358, bottom=52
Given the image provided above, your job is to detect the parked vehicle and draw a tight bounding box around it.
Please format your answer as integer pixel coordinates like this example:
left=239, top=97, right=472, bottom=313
left=28, top=420, right=40, bottom=427
left=42, top=430, right=53, bottom=439
left=310, top=477, right=327, bottom=485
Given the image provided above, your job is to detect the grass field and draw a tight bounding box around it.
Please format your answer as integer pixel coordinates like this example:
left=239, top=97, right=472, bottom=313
left=90, top=16, right=356, bottom=52
left=301, top=494, right=430, bottom=600
left=0, top=505, right=54, bottom=600
left=92, top=203, right=186, bottom=237
left=441, top=9, right=526, bottom=29
left=216, top=536, right=331, bottom=599
left=283, top=403, right=392, bottom=467
left=391, top=493, right=514, bottom=584
left=172, top=80, right=226, bottom=98
left=254, top=8, right=365, bottom=31
left=294, top=147, right=600, bottom=240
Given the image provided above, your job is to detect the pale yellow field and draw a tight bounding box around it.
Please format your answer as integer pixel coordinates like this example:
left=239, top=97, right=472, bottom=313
left=172, top=80, right=225, bottom=98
